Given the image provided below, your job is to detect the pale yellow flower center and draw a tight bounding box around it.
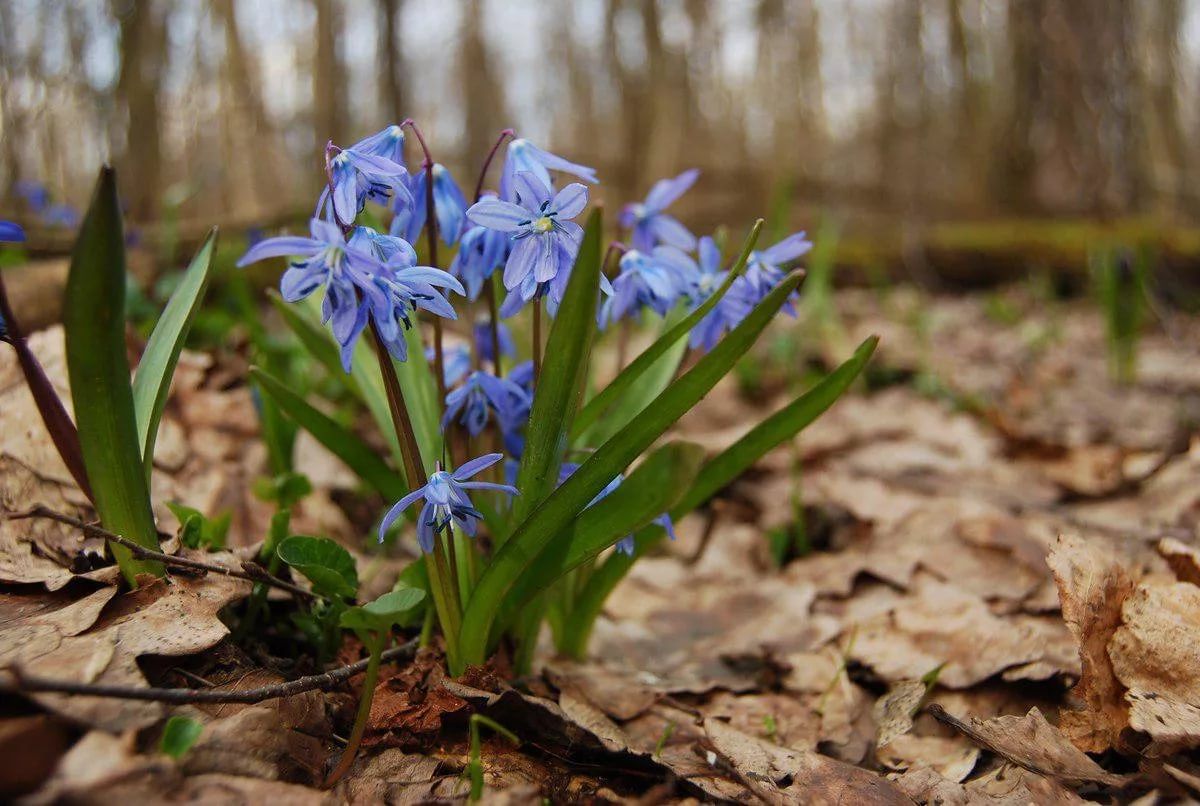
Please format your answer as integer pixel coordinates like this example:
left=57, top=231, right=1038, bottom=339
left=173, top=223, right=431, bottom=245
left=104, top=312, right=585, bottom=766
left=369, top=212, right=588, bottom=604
left=532, top=216, right=554, bottom=233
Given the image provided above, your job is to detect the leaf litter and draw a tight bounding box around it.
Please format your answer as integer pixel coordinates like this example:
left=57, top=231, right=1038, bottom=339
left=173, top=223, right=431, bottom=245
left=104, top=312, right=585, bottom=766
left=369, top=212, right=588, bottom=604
left=3, top=286, right=1200, bottom=802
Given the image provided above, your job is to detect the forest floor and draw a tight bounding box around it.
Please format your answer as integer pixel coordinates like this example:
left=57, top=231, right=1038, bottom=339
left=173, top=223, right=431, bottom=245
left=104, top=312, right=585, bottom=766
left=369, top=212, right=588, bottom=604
left=1, top=282, right=1198, bottom=804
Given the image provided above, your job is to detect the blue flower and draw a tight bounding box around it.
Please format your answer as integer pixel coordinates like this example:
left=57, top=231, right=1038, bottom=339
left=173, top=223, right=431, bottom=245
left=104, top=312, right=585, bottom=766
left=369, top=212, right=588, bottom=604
left=237, top=219, right=462, bottom=371
left=0, top=221, right=26, bottom=242
left=615, top=513, right=677, bottom=556
left=601, top=246, right=697, bottom=327
left=473, top=318, right=516, bottom=365
left=378, top=453, right=518, bottom=553
left=451, top=202, right=511, bottom=300
left=619, top=169, right=699, bottom=252
left=442, top=370, right=531, bottom=437
left=500, top=360, right=535, bottom=457
left=428, top=343, right=472, bottom=387
left=15, top=181, right=48, bottom=212
left=499, top=138, right=598, bottom=202
left=389, top=164, right=469, bottom=247
left=745, top=232, right=811, bottom=297
left=321, top=127, right=410, bottom=227
left=468, top=172, right=588, bottom=305
left=688, top=236, right=734, bottom=350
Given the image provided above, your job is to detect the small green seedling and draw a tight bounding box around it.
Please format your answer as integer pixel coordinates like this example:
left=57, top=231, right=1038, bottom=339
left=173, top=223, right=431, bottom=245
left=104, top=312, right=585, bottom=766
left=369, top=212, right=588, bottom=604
left=277, top=535, right=359, bottom=660
left=166, top=502, right=230, bottom=551
left=159, top=715, right=204, bottom=759
left=465, top=714, right=520, bottom=801
left=324, top=587, right=426, bottom=788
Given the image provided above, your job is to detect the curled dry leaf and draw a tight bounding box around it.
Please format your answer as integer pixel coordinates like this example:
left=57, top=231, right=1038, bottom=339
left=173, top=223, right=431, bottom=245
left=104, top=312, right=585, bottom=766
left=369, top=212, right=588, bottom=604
left=1109, top=582, right=1200, bottom=754
left=0, top=573, right=249, bottom=730
left=876, top=734, right=979, bottom=783
left=1157, top=537, right=1200, bottom=586
left=1046, top=532, right=1134, bottom=752
left=927, top=705, right=1124, bottom=787
left=875, top=679, right=928, bottom=748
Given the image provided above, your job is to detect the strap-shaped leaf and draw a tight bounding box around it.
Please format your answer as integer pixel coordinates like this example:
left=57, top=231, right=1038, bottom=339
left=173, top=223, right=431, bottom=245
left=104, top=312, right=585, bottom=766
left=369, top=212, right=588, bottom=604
left=673, top=335, right=878, bottom=517
left=64, top=167, right=160, bottom=583
left=458, top=270, right=804, bottom=666
left=562, top=336, right=879, bottom=656
left=511, top=210, right=603, bottom=524
left=250, top=367, right=405, bottom=501
left=501, top=440, right=703, bottom=612
left=132, top=228, right=217, bottom=479
left=570, top=220, right=762, bottom=440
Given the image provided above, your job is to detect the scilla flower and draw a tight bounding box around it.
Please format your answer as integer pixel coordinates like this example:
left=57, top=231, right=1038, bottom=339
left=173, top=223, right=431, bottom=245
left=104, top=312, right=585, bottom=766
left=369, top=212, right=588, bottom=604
left=499, top=138, right=597, bottom=202
left=473, top=318, right=516, bottom=365
left=451, top=204, right=511, bottom=300
left=237, top=218, right=462, bottom=371
left=556, top=463, right=675, bottom=555
left=619, top=169, right=699, bottom=252
left=428, top=344, right=472, bottom=387
left=601, top=246, right=697, bottom=327
left=0, top=221, right=25, bottom=242
left=390, top=164, right=469, bottom=247
left=442, top=370, right=531, bottom=437
left=321, top=128, right=410, bottom=227
left=467, top=171, right=587, bottom=305
left=378, top=453, right=518, bottom=552
left=688, top=236, right=734, bottom=351
left=744, top=232, right=812, bottom=297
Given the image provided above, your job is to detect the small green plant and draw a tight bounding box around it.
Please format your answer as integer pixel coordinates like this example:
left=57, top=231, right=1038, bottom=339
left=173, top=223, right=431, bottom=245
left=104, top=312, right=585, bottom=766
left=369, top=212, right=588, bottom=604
left=159, top=715, right=204, bottom=759
left=1091, top=244, right=1149, bottom=384
left=166, top=503, right=231, bottom=550
left=464, top=714, right=520, bottom=800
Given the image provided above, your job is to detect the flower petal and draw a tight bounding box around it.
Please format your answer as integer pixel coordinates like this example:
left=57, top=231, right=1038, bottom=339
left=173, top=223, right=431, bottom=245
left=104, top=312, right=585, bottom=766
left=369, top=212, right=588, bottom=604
left=452, top=452, right=504, bottom=480
left=644, top=169, right=699, bottom=212
left=467, top=198, right=529, bottom=232
left=551, top=183, right=588, bottom=220
left=237, top=236, right=320, bottom=267
left=513, top=171, right=551, bottom=212
left=378, top=486, right=426, bottom=541
left=503, top=236, right=539, bottom=290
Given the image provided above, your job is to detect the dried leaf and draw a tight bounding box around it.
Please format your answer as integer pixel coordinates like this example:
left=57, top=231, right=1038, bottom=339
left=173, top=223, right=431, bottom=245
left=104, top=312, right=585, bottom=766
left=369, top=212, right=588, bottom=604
left=1046, top=533, right=1135, bottom=752
left=928, top=705, right=1124, bottom=786
left=1109, top=582, right=1200, bottom=754
left=875, top=680, right=928, bottom=747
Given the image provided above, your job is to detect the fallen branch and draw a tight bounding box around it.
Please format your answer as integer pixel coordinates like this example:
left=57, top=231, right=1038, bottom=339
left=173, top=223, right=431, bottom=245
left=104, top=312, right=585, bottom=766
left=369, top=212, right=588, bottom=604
left=1, top=640, right=418, bottom=705
left=7, top=505, right=320, bottom=602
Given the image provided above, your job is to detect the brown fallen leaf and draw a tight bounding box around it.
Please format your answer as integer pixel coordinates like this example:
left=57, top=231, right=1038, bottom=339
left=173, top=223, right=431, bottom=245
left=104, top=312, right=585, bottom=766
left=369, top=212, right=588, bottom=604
left=877, top=734, right=979, bottom=783
left=702, top=716, right=913, bottom=805
left=1157, top=537, right=1200, bottom=586
left=891, top=762, right=1088, bottom=805
left=875, top=679, right=928, bottom=748
left=927, top=705, right=1124, bottom=787
left=1046, top=532, right=1135, bottom=752
left=1109, top=582, right=1200, bottom=754
left=0, top=573, right=249, bottom=730
left=0, top=714, right=74, bottom=798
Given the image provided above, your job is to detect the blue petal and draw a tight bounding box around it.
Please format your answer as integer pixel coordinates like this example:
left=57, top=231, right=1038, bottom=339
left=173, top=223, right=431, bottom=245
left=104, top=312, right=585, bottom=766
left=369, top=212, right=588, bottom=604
left=643, top=169, right=699, bottom=212
left=237, top=236, right=320, bottom=267
left=453, top=452, right=504, bottom=480
left=551, top=183, right=588, bottom=220
left=467, top=198, right=529, bottom=232
left=0, top=221, right=27, bottom=243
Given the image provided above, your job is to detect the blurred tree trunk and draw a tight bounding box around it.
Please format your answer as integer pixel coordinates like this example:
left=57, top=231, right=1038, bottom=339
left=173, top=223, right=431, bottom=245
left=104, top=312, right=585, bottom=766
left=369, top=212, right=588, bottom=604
left=115, top=0, right=168, bottom=221
left=377, top=0, right=405, bottom=122
left=313, top=0, right=347, bottom=147
left=994, top=0, right=1042, bottom=213
left=946, top=0, right=986, bottom=204
left=459, top=0, right=507, bottom=168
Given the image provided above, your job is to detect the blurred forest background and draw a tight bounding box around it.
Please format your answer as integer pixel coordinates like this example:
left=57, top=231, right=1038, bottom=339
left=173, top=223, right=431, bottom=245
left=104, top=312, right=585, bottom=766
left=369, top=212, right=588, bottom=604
left=3, top=0, right=1200, bottom=285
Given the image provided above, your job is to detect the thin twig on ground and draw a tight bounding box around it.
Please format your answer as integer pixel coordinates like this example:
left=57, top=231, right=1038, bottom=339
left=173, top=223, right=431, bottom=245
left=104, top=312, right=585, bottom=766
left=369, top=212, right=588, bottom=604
left=1, top=640, right=419, bottom=705
left=6, top=505, right=320, bottom=602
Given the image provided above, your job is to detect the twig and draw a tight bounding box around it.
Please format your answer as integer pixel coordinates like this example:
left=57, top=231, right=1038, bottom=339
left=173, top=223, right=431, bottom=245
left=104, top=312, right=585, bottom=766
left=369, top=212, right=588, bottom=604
left=7, top=505, right=320, bottom=602
left=1, top=640, right=418, bottom=705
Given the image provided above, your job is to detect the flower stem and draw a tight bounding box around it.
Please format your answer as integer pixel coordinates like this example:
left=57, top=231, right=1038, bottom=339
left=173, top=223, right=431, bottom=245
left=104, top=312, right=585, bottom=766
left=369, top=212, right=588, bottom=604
left=484, top=277, right=503, bottom=375
left=532, top=297, right=543, bottom=384
left=370, top=323, right=462, bottom=667
left=402, top=119, right=447, bottom=404
left=323, top=633, right=384, bottom=788
left=471, top=128, right=515, bottom=202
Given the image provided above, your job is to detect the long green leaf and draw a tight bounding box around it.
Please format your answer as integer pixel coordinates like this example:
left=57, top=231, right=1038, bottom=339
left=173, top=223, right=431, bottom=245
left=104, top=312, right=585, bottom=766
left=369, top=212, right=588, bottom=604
left=673, top=335, right=878, bottom=517
left=250, top=367, right=405, bottom=501
left=459, top=270, right=805, bottom=666
left=393, top=322, right=441, bottom=471
left=271, top=292, right=400, bottom=459
left=64, top=167, right=161, bottom=583
left=570, top=219, right=762, bottom=440
left=511, top=210, right=602, bottom=524
left=132, top=229, right=217, bottom=479
left=564, top=336, right=879, bottom=655
left=501, top=441, right=703, bottom=613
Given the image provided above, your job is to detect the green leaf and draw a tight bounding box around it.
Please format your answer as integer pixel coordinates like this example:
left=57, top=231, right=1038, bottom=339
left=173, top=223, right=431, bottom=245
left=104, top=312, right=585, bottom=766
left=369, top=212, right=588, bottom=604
left=64, top=167, right=161, bottom=583
left=339, top=586, right=426, bottom=636
left=458, top=270, right=805, bottom=667
left=570, top=220, right=762, bottom=440
left=673, top=335, right=878, bottom=518
left=511, top=210, right=602, bottom=525
left=501, top=441, right=704, bottom=612
left=277, top=535, right=358, bottom=598
left=252, top=471, right=313, bottom=508
left=393, top=323, right=441, bottom=471
left=250, top=367, right=405, bottom=501
left=132, top=229, right=217, bottom=479
left=160, top=715, right=203, bottom=758
left=271, top=292, right=400, bottom=460
left=166, top=502, right=230, bottom=550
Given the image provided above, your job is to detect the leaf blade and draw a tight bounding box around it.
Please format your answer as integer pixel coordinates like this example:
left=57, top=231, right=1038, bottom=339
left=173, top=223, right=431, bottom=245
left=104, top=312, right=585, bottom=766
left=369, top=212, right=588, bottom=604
left=132, top=229, right=217, bottom=478
left=64, top=167, right=160, bottom=582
